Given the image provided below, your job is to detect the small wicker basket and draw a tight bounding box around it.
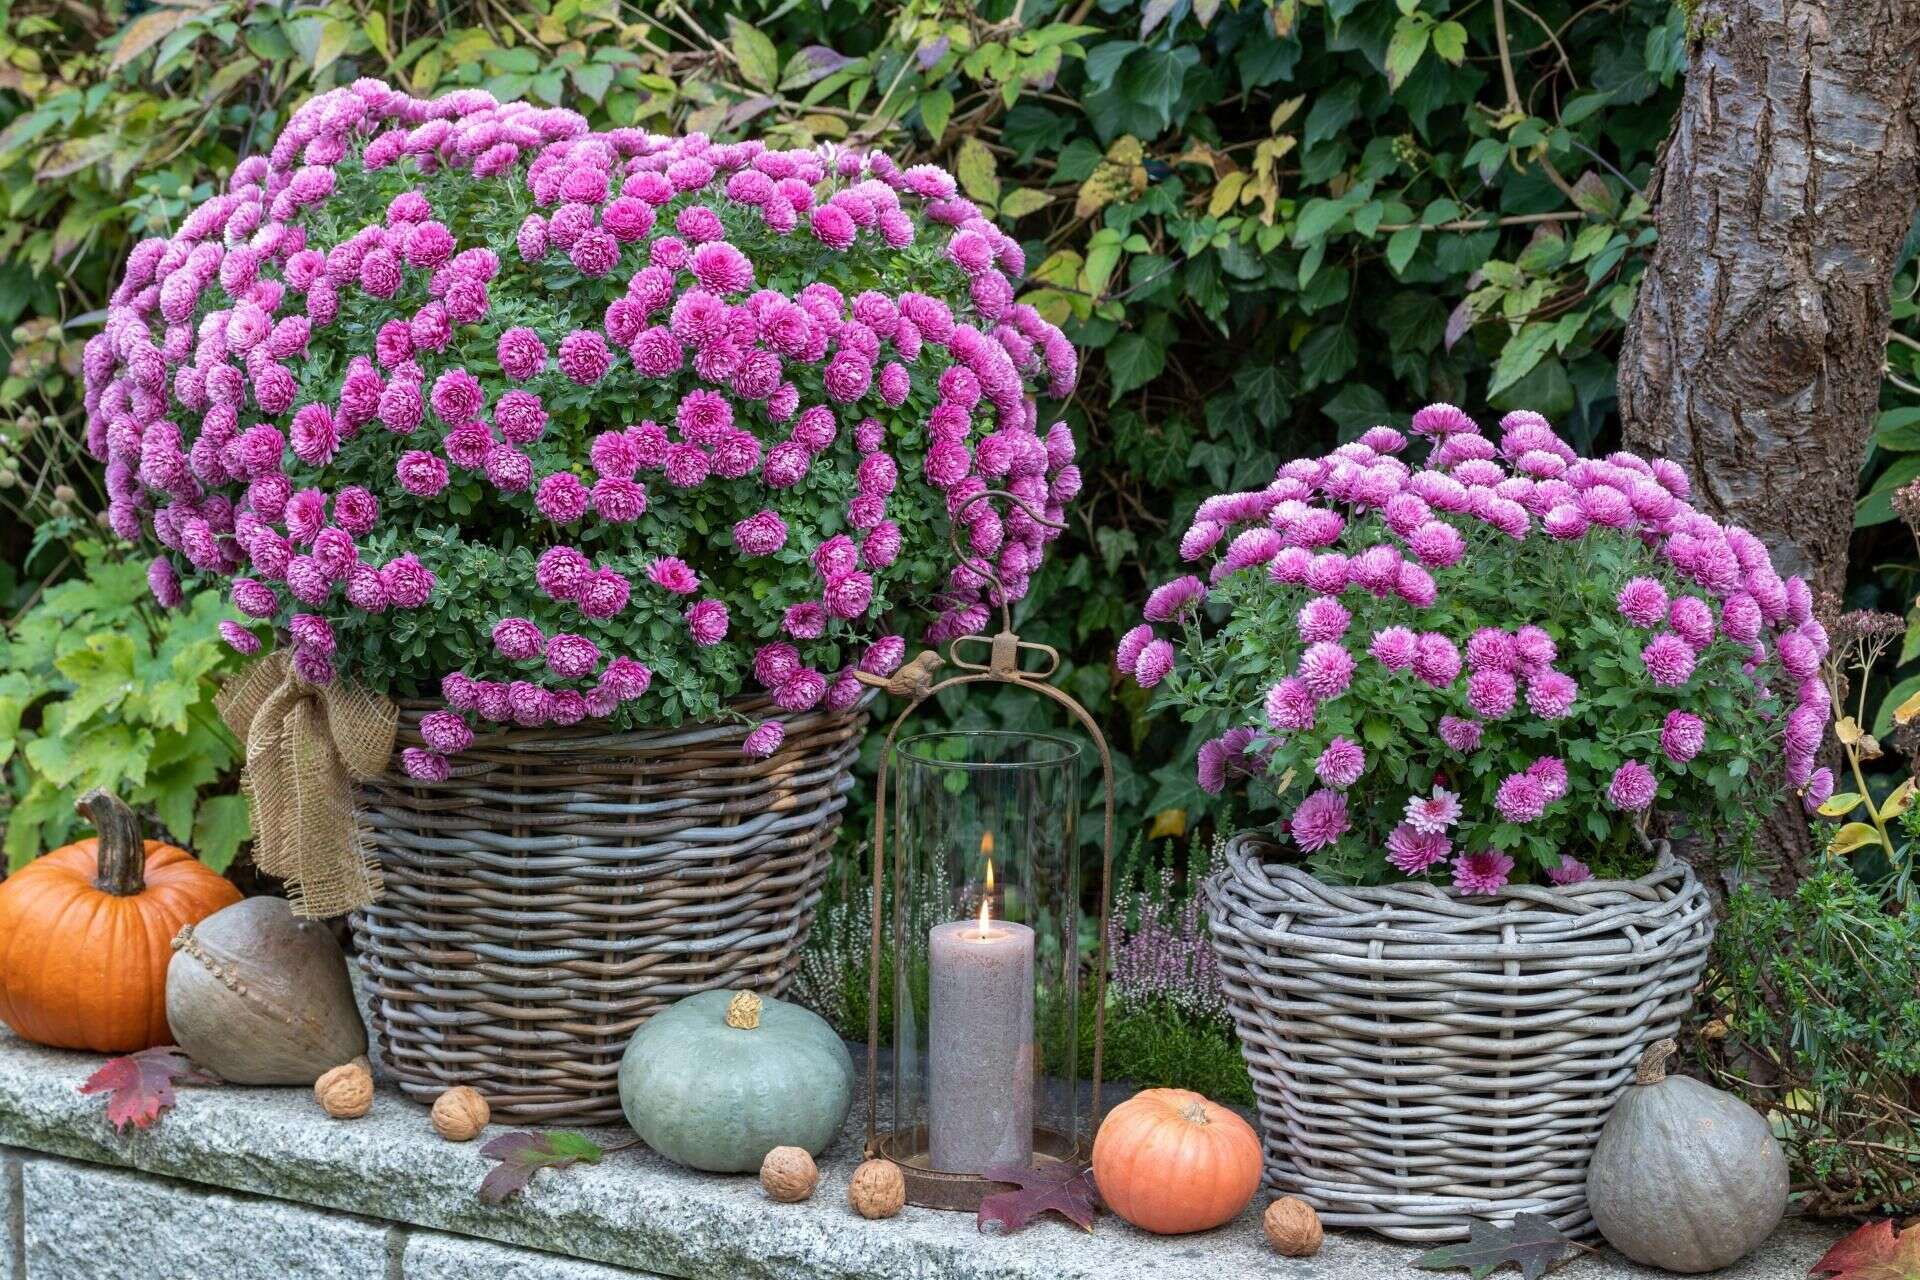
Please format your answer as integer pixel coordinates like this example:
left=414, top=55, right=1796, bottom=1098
left=349, top=695, right=869, bottom=1124
left=1204, top=832, right=1712, bottom=1243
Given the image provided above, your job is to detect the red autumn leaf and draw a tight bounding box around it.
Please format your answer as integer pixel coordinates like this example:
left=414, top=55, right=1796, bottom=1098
left=1811, top=1220, right=1920, bottom=1280
left=977, top=1162, right=1100, bottom=1234
left=78, top=1046, right=215, bottom=1132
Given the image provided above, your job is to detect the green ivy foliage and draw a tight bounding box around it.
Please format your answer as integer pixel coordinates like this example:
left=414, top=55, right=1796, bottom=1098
left=0, top=541, right=250, bottom=870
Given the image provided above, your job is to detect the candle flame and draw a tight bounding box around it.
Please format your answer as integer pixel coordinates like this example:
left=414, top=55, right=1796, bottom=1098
left=979, top=853, right=995, bottom=935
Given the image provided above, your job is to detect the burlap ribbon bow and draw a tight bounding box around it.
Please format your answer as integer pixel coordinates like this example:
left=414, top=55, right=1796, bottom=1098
left=216, top=651, right=399, bottom=918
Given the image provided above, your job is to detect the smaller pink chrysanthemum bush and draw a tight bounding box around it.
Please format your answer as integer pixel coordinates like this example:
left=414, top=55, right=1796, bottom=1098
left=88, top=82, right=1082, bottom=779
left=1122, top=404, right=1834, bottom=893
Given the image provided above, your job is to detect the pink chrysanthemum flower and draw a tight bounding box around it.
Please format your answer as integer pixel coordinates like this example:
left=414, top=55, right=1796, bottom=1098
left=1412, top=633, right=1462, bottom=689
left=402, top=748, right=451, bottom=782
left=1528, top=756, right=1569, bottom=801
left=491, top=617, right=545, bottom=660
left=420, top=711, right=474, bottom=756
left=1640, top=633, right=1696, bottom=687
left=1315, top=737, right=1366, bottom=789
left=1289, top=788, right=1350, bottom=852
left=1495, top=772, right=1548, bottom=822
left=1298, top=641, right=1355, bottom=700
left=1264, top=678, right=1315, bottom=732
left=1661, top=710, right=1706, bottom=763
left=1143, top=575, right=1206, bottom=623
left=1297, top=596, right=1351, bottom=643
left=1133, top=639, right=1175, bottom=688
left=648, top=556, right=700, bottom=594
left=1386, top=824, right=1451, bottom=874
left=1438, top=715, right=1482, bottom=752
left=742, top=720, right=786, bottom=758
left=1404, top=786, right=1462, bottom=835
left=1546, top=855, right=1592, bottom=886
left=1607, top=760, right=1658, bottom=811
left=1442, top=850, right=1513, bottom=898
left=1524, top=669, right=1578, bottom=720
left=1616, top=576, right=1668, bottom=627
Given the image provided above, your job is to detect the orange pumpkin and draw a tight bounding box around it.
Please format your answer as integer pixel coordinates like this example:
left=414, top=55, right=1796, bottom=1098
left=0, top=790, right=242, bottom=1052
left=1091, top=1087, right=1263, bottom=1234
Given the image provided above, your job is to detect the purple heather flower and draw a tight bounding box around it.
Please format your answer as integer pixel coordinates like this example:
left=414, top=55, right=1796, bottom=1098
left=1386, top=824, right=1451, bottom=874
left=1451, top=851, right=1515, bottom=895
left=1289, top=788, right=1350, bottom=852
left=1608, top=760, right=1658, bottom=811
left=1316, top=737, right=1366, bottom=789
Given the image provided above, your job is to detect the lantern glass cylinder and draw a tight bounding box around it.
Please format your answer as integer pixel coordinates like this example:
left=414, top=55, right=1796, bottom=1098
left=889, top=730, right=1082, bottom=1175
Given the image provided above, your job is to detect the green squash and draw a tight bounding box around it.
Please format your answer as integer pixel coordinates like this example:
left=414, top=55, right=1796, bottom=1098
left=619, top=989, right=855, bottom=1172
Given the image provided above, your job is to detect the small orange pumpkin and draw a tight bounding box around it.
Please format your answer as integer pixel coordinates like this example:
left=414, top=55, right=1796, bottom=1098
left=0, top=790, right=242, bottom=1053
left=1092, top=1087, right=1263, bottom=1234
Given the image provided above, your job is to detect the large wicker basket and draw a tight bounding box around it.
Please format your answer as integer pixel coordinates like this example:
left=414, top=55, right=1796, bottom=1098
left=1204, top=832, right=1712, bottom=1243
left=349, top=696, right=869, bottom=1124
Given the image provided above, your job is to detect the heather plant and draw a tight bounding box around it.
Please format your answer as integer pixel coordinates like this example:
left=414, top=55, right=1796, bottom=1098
left=84, top=81, right=1081, bottom=778
left=1107, top=834, right=1227, bottom=1026
left=1124, top=404, right=1833, bottom=891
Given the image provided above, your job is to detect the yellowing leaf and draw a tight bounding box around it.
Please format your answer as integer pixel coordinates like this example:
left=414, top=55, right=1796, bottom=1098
left=726, top=15, right=780, bottom=92
left=1835, top=715, right=1865, bottom=745
left=1893, top=687, right=1920, bottom=725
left=1817, top=792, right=1865, bottom=818
left=1208, top=171, right=1248, bottom=218
left=1147, top=809, right=1187, bottom=840
left=110, top=7, right=198, bottom=73
left=997, top=188, right=1054, bottom=219
left=1885, top=778, right=1917, bottom=819
left=1074, top=135, right=1146, bottom=220
left=1269, top=95, right=1305, bottom=132
left=955, top=136, right=999, bottom=205
left=1828, top=822, right=1885, bottom=856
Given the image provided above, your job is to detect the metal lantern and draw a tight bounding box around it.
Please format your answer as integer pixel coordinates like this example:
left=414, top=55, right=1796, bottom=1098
left=854, top=491, right=1114, bottom=1211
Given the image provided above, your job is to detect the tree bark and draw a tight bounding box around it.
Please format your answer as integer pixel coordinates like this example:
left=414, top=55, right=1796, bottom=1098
left=1618, top=0, right=1920, bottom=888
left=1619, top=0, right=1920, bottom=600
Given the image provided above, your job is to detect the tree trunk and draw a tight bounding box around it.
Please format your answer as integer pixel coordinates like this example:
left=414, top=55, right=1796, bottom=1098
left=1619, top=0, right=1920, bottom=600
left=1618, top=0, right=1920, bottom=888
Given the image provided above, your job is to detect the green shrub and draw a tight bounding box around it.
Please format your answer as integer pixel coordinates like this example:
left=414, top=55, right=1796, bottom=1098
left=0, top=541, right=250, bottom=870
left=1704, top=861, right=1920, bottom=1215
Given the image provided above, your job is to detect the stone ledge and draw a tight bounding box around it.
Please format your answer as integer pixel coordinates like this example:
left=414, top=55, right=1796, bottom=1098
left=0, top=1031, right=1840, bottom=1280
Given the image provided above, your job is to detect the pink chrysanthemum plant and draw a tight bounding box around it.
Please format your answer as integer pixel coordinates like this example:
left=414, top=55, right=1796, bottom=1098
left=87, top=83, right=1082, bottom=778
left=1124, top=404, right=1833, bottom=893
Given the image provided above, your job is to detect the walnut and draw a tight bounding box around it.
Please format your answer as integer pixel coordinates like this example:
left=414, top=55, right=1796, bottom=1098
left=431, top=1085, right=491, bottom=1142
left=314, top=1062, right=373, bottom=1119
left=760, top=1146, right=819, bottom=1202
left=1263, top=1196, right=1324, bottom=1257
left=848, top=1158, right=906, bottom=1219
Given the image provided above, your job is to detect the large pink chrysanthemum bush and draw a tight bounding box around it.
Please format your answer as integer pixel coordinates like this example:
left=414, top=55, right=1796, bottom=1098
left=85, top=83, right=1081, bottom=779
left=1123, top=405, right=1834, bottom=892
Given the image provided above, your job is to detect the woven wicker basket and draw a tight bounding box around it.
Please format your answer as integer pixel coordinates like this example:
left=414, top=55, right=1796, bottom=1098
left=1204, top=832, right=1712, bottom=1243
left=349, top=695, right=869, bottom=1124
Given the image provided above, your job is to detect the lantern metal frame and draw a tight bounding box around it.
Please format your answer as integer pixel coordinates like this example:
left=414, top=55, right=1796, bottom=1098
left=854, top=489, right=1115, bottom=1212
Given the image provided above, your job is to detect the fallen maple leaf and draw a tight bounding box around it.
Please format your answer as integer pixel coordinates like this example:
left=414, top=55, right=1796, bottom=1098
left=78, top=1046, right=215, bottom=1133
left=1414, top=1213, right=1577, bottom=1280
left=977, top=1162, right=1100, bottom=1234
left=1811, top=1219, right=1920, bottom=1280
left=478, top=1131, right=636, bottom=1204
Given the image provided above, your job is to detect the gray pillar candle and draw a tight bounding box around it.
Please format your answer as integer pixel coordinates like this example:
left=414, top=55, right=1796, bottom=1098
left=927, top=917, right=1035, bottom=1173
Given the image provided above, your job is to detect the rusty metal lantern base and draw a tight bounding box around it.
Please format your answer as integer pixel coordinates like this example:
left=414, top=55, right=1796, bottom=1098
left=868, top=1126, right=1089, bottom=1212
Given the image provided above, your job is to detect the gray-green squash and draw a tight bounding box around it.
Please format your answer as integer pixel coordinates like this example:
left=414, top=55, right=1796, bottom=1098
left=619, top=989, right=854, bottom=1173
left=1585, top=1039, right=1787, bottom=1274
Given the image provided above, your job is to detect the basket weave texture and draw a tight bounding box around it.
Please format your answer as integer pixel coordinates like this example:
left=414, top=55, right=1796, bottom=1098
left=1204, top=832, right=1712, bottom=1243
left=349, top=696, right=868, bottom=1124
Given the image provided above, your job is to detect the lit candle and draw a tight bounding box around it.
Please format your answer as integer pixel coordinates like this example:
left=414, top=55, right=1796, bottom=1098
left=928, top=847, right=1035, bottom=1173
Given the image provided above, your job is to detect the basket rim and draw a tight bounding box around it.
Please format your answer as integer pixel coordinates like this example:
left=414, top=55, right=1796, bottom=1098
left=387, top=688, right=876, bottom=753
left=1216, top=828, right=1697, bottom=910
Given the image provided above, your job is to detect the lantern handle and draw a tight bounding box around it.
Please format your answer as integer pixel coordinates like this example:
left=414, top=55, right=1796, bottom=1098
left=946, top=487, right=1064, bottom=640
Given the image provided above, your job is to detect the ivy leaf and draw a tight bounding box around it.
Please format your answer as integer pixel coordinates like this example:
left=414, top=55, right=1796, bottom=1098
left=955, top=137, right=1000, bottom=206
left=919, top=88, right=954, bottom=142
left=1106, top=331, right=1166, bottom=400
left=1385, top=19, right=1431, bottom=90
left=1811, top=1218, right=1920, bottom=1280
left=1413, top=1214, right=1575, bottom=1280
left=477, top=1131, right=616, bottom=1204
left=977, top=1163, right=1100, bottom=1234
left=79, top=1047, right=216, bottom=1132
